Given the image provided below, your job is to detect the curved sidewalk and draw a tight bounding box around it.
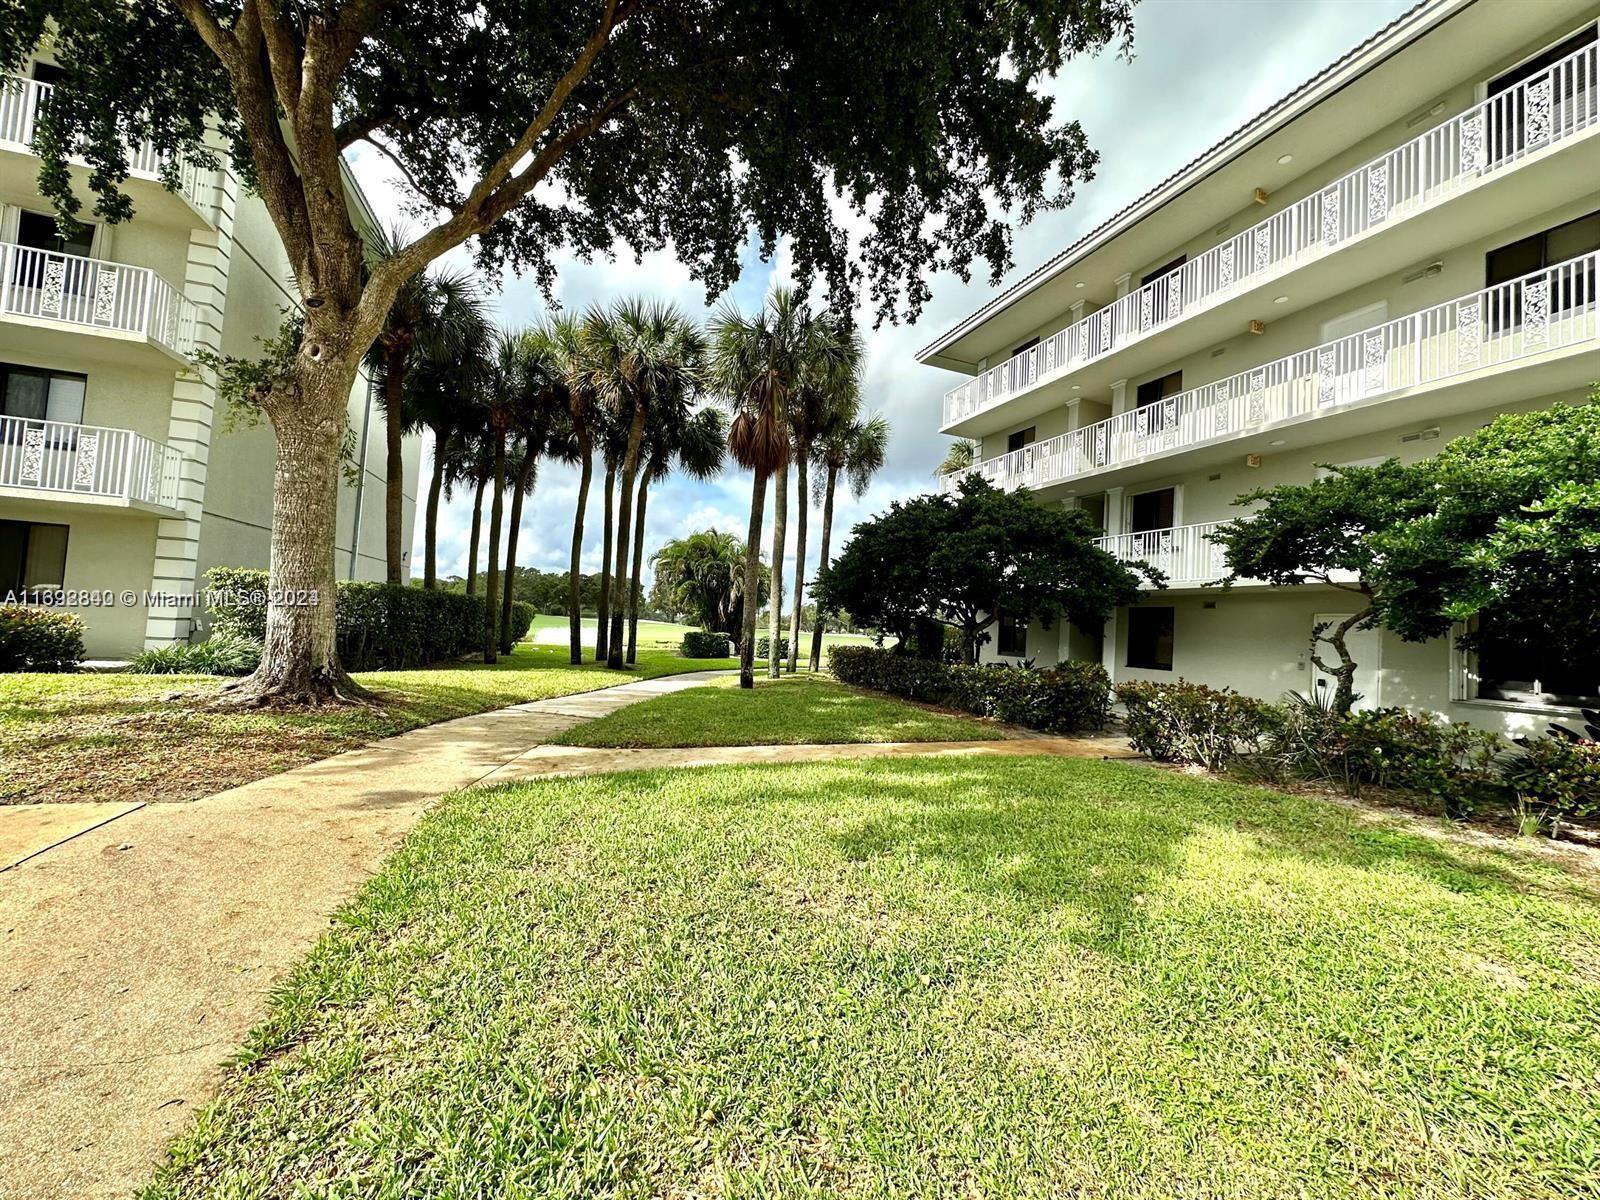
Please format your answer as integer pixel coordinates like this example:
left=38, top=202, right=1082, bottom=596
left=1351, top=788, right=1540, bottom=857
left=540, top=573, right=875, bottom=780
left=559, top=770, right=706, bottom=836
left=0, top=669, right=1125, bottom=1199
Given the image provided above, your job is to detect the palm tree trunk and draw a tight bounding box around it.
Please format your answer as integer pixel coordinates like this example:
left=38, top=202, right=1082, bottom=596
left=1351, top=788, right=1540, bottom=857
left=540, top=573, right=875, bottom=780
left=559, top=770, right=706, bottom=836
left=768, top=463, right=788, bottom=678
left=596, top=464, right=616, bottom=661
left=568, top=434, right=593, bottom=665
left=740, top=469, right=769, bottom=689
left=466, top=473, right=486, bottom=596
left=788, top=446, right=809, bottom=673
left=808, top=462, right=839, bottom=672
left=607, top=404, right=648, bottom=670
left=626, top=474, right=650, bottom=666
left=482, top=432, right=506, bottom=663
left=499, top=447, right=537, bottom=654
left=423, top=427, right=447, bottom=589
left=383, top=342, right=408, bottom=585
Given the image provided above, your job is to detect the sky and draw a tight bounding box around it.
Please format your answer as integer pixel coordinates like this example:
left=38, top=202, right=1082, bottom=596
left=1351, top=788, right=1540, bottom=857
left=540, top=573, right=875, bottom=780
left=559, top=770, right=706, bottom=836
left=347, top=0, right=1418, bottom=597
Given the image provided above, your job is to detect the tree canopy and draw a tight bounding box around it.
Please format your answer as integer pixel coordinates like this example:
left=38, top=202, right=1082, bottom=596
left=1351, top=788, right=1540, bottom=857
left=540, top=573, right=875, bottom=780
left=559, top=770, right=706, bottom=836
left=815, top=476, right=1155, bottom=661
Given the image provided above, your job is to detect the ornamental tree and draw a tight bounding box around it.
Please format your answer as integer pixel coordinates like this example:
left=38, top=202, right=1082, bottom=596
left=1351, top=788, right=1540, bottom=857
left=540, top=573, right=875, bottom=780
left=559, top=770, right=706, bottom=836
left=814, top=476, right=1155, bottom=663
left=4, top=0, right=1134, bottom=703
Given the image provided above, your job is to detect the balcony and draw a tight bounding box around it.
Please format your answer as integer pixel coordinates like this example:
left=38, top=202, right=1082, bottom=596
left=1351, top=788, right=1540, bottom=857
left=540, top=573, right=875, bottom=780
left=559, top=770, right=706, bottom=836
left=0, top=414, right=182, bottom=512
left=942, top=35, right=1600, bottom=433
left=1096, top=523, right=1226, bottom=588
left=942, top=251, right=1600, bottom=496
left=0, top=73, right=216, bottom=223
left=0, top=242, right=196, bottom=362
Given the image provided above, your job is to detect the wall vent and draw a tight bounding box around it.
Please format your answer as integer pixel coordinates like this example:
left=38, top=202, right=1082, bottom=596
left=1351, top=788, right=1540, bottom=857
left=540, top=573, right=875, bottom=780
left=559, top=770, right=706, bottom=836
left=1404, top=99, right=1447, bottom=129
left=1207, top=473, right=1223, bottom=482
left=1401, top=261, right=1443, bottom=285
left=1400, top=427, right=1441, bottom=444
left=1210, top=346, right=1227, bottom=358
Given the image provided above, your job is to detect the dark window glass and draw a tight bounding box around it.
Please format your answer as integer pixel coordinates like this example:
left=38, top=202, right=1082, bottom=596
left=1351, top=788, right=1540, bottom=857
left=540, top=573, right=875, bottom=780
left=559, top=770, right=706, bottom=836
left=0, top=520, right=69, bottom=593
left=1129, top=488, right=1175, bottom=534
left=16, top=210, right=93, bottom=256
left=997, top=611, right=1028, bottom=657
left=1126, top=607, right=1175, bottom=671
left=1135, top=371, right=1183, bottom=408
left=1, top=364, right=86, bottom=424
left=1484, top=208, right=1600, bottom=331
left=1010, top=335, right=1040, bottom=359
left=1476, top=616, right=1599, bottom=707
left=1141, top=255, right=1186, bottom=287
left=29, top=61, right=68, bottom=85
left=1006, top=426, right=1036, bottom=454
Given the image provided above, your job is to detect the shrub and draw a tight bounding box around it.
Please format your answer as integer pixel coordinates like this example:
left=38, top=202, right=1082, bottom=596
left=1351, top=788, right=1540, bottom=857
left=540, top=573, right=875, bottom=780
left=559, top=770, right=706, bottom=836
left=0, top=606, right=86, bottom=672
left=1116, top=680, right=1279, bottom=771
left=128, top=631, right=262, bottom=676
left=205, top=567, right=486, bottom=670
left=507, top=601, right=536, bottom=644
left=1504, top=715, right=1600, bottom=829
left=756, top=635, right=790, bottom=660
left=829, top=646, right=1111, bottom=733
left=680, top=630, right=731, bottom=658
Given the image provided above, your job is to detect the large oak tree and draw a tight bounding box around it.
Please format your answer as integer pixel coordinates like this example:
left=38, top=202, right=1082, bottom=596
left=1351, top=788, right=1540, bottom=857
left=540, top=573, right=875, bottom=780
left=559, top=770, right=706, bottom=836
left=4, top=0, right=1134, bottom=702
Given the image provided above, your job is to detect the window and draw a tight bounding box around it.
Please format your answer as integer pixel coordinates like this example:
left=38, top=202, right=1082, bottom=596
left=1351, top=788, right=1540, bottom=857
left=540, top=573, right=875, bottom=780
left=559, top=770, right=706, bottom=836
left=16, top=210, right=93, bottom=257
left=1, top=364, right=86, bottom=425
left=1010, top=335, right=1040, bottom=359
left=1134, top=370, right=1182, bottom=437
left=0, top=521, right=69, bottom=596
left=1485, top=209, right=1600, bottom=333
left=996, top=611, right=1028, bottom=657
left=1484, top=25, right=1598, bottom=164
left=1126, top=607, right=1174, bottom=671
left=1141, top=255, right=1186, bottom=287
left=1128, top=487, right=1175, bottom=534
left=1475, top=615, right=1599, bottom=707
left=29, top=60, right=68, bottom=85
left=1006, top=426, right=1036, bottom=454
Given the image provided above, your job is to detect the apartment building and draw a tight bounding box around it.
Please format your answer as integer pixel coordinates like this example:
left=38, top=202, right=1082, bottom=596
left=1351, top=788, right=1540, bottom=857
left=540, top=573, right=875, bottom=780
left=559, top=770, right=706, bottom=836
left=922, top=0, right=1600, bottom=736
left=0, top=47, right=421, bottom=658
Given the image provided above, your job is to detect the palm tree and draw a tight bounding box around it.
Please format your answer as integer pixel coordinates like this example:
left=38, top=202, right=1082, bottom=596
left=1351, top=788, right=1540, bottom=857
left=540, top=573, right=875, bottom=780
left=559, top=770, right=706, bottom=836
left=587, top=299, right=707, bottom=670
left=406, top=318, right=493, bottom=589
left=626, top=406, right=726, bottom=664
left=652, top=530, right=765, bottom=642
left=787, top=314, right=862, bottom=672
left=365, top=225, right=486, bottom=585
left=477, top=329, right=535, bottom=663
left=808, top=412, right=889, bottom=670
left=936, top=438, right=980, bottom=479
left=592, top=399, right=628, bottom=663
left=710, top=289, right=833, bottom=688
left=553, top=314, right=599, bottom=665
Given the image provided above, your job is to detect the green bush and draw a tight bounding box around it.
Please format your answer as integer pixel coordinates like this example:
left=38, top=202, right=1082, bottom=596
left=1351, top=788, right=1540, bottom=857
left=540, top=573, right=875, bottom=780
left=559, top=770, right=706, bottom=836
left=680, top=630, right=731, bottom=658
left=829, top=646, right=1111, bottom=733
left=507, top=601, right=536, bottom=644
left=205, top=567, right=487, bottom=670
left=127, top=631, right=263, bottom=676
left=755, top=635, right=790, bottom=660
left=0, top=606, right=86, bottom=672
left=1503, top=730, right=1600, bottom=827
left=1115, top=680, right=1280, bottom=771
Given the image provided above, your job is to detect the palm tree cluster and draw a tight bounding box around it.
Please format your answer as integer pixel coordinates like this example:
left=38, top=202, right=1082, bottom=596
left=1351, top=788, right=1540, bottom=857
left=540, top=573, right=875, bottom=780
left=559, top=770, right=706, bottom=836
left=388, top=285, right=886, bottom=677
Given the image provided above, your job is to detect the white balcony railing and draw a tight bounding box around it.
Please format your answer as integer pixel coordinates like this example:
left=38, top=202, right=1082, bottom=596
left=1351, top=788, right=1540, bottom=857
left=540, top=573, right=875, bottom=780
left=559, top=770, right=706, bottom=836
left=0, top=241, right=197, bottom=358
left=0, top=414, right=182, bottom=508
left=0, top=73, right=216, bottom=218
left=942, top=251, right=1600, bottom=496
left=943, top=35, right=1600, bottom=428
left=1096, top=522, right=1226, bottom=587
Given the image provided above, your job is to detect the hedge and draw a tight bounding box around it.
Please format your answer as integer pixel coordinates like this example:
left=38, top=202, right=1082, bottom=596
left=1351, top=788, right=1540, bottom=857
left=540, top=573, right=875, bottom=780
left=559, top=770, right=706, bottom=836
left=680, top=630, right=731, bottom=658
left=1116, top=680, right=1280, bottom=772
left=0, top=606, right=86, bottom=672
left=829, top=645, right=1111, bottom=733
left=755, top=635, right=790, bottom=660
left=204, top=567, right=517, bottom=671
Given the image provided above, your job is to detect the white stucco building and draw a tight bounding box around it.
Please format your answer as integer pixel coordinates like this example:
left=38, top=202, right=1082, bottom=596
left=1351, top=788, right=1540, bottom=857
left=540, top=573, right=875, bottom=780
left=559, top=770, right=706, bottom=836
left=922, top=0, right=1600, bottom=737
left=1, top=47, right=420, bottom=658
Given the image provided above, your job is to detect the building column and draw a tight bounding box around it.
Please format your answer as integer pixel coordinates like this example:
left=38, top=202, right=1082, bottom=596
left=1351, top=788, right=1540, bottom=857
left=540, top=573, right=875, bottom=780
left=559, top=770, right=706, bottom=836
left=1109, top=378, right=1130, bottom=417
left=1113, top=272, right=1132, bottom=299
left=144, top=164, right=238, bottom=648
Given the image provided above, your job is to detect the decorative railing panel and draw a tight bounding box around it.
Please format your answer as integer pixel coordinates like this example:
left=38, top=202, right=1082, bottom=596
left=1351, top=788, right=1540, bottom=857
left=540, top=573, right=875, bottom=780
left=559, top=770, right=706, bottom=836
left=0, top=414, right=182, bottom=508
left=943, top=37, right=1600, bottom=427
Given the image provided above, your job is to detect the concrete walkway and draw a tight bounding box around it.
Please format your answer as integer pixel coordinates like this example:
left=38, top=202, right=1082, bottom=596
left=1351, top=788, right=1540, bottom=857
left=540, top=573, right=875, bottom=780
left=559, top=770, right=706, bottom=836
left=0, top=670, right=1124, bottom=1199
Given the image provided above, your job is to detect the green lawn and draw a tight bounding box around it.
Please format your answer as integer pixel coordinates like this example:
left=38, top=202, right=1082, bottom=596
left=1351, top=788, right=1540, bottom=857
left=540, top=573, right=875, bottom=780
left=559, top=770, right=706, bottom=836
left=527, top=612, right=877, bottom=652
left=0, top=640, right=735, bottom=805
left=146, top=756, right=1600, bottom=1198
left=557, top=672, right=1001, bottom=748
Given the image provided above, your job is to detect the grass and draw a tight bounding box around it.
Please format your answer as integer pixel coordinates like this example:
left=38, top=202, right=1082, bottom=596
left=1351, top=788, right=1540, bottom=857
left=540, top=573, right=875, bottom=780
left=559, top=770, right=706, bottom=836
left=144, top=756, right=1600, bottom=1199
left=0, top=639, right=735, bottom=805
left=556, top=672, right=1002, bottom=748
left=526, top=612, right=877, bottom=651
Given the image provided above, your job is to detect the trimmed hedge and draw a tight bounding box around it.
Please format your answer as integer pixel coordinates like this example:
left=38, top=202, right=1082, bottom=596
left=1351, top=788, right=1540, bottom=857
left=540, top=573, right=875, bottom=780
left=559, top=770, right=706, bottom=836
left=829, top=645, right=1111, bottom=733
left=756, top=635, right=790, bottom=660
left=680, top=630, right=731, bottom=658
left=1116, top=680, right=1280, bottom=772
left=506, top=601, right=536, bottom=644
left=0, top=606, right=86, bottom=672
left=206, top=567, right=492, bottom=671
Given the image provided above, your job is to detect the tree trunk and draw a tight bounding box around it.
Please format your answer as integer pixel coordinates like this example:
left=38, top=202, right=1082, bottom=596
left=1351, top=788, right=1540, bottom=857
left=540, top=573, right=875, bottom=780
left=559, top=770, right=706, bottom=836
left=499, top=447, right=537, bottom=654
left=482, top=431, right=506, bottom=663
left=596, top=464, right=615, bottom=662
left=607, top=403, right=647, bottom=670
left=218, top=357, right=369, bottom=706
left=768, top=464, right=788, bottom=678
left=627, top=473, right=650, bottom=666
left=423, top=427, right=447, bottom=589
left=739, top=469, right=769, bottom=689
left=787, top=447, right=809, bottom=673
left=808, top=462, right=839, bottom=672
left=1311, top=607, right=1372, bottom=715
left=568, top=433, right=593, bottom=665
left=466, top=473, right=485, bottom=596
left=383, top=340, right=408, bottom=585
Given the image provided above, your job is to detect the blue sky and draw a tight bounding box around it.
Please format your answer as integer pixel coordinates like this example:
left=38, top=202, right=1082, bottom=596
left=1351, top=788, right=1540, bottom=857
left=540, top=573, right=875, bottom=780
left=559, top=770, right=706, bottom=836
left=346, top=0, right=1417, bottom=593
